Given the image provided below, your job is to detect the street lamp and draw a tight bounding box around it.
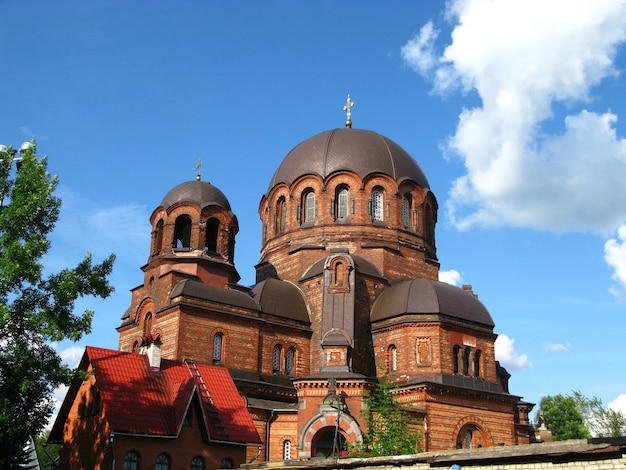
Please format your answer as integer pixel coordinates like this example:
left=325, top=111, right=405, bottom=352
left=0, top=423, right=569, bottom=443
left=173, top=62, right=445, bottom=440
left=0, top=141, right=31, bottom=169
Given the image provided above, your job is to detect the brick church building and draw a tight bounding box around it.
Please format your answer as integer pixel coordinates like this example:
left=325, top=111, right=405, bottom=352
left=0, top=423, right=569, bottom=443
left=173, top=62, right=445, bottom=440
left=54, top=106, right=534, bottom=467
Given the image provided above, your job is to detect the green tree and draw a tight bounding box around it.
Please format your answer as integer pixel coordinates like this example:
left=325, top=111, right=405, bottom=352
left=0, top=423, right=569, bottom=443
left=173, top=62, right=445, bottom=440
left=0, top=142, right=115, bottom=467
left=571, top=391, right=626, bottom=438
left=350, top=380, right=421, bottom=457
left=538, top=393, right=590, bottom=441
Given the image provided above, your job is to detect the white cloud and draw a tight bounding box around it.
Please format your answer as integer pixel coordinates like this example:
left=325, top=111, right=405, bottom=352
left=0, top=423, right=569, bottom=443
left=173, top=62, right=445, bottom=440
left=495, top=334, right=531, bottom=370
left=402, top=0, right=626, bottom=294
left=604, top=224, right=626, bottom=298
left=608, top=393, right=626, bottom=414
left=544, top=342, right=571, bottom=352
left=59, top=345, right=85, bottom=368
left=439, top=269, right=462, bottom=286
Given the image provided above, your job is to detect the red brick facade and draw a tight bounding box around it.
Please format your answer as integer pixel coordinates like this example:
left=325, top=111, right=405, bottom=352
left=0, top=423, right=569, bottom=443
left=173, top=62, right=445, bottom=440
left=114, top=128, right=533, bottom=463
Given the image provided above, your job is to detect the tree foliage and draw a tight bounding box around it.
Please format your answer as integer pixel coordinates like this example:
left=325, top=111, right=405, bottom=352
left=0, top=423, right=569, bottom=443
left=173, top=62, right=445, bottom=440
left=538, top=393, right=590, bottom=441
left=349, top=379, right=421, bottom=457
left=571, top=391, right=626, bottom=438
left=0, top=142, right=115, bottom=467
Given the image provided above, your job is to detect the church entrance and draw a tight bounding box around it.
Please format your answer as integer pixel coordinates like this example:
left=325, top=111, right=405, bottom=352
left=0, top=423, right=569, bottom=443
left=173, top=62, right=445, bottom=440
left=311, top=426, right=347, bottom=458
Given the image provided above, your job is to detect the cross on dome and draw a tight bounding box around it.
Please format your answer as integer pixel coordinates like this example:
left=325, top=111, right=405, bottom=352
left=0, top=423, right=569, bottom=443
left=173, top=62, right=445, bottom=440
left=343, top=94, right=354, bottom=128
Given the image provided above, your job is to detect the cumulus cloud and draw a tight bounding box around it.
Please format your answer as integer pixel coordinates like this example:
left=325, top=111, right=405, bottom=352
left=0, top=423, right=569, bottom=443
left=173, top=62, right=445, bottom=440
left=495, top=334, right=531, bottom=370
left=604, top=224, right=626, bottom=298
left=608, top=394, right=626, bottom=414
left=439, top=269, right=462, bottom=286
left=544, top=342, right=571, bottom=352
left=402, top=0, right=626, bottom=293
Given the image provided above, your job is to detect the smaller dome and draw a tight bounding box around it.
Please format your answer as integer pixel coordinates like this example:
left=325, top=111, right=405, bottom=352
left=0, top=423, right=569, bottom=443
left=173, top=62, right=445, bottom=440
left=251, top=278, right=310, bottom=323
left=371, top=278, right=494, bottom=327
left=160, top=180, right=232, bottom=211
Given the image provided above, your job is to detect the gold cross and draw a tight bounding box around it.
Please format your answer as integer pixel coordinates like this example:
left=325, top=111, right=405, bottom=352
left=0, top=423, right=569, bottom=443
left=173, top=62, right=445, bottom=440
left=196, top=159, right=203, bottom=181
left=343, top=94, right=354, bottom=128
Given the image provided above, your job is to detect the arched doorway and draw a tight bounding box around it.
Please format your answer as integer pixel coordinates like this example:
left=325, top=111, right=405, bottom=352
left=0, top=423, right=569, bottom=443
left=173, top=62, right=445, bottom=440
left=311, top=426, right=347, bottom=458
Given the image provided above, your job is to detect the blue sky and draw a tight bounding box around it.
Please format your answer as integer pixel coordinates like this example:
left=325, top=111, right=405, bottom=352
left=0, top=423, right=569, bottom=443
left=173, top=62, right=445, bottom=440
left=2, top=0, right=626, bottom=422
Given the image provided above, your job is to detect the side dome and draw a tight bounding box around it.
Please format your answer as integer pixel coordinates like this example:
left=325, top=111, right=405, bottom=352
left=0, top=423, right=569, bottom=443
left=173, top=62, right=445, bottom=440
left=371, top=278, right=495, bottom=328
left=160, top=180, right=232, bottom=212
left=267, top=128, right=430, bottom=192
left=251, top=278, right=310, bottom=323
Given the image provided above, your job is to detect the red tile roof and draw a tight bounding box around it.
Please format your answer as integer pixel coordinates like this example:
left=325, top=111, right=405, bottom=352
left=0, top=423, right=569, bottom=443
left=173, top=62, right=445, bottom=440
left=84, top=346, right=261, bottom=445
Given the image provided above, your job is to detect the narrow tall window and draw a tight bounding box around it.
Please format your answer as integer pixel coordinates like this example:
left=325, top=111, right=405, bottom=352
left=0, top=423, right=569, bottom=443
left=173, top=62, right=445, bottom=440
left=473, top=350, right=481, bottom=377
left=372, top=188, right=383, bottom=221
left=155, top=453, right=170, bottom=470
left=463, top=347, right=471, bottom=375
left=304, top=190, right=316, bottom=223
left=273, top=345, right=282, bottom=372
left=213, top=333, right=223, bottom=362
left=285, top=347, right=295, bottom=375
left=283, top=440, right=292, bottom=460
left=123, top=451, right=140, bottom=470
left=143, top=313, right=152, bottom=338
left=453, top=345, right=460, bottom=374
left=174, top=215, right=192, bottom=248
left=388, top=345, right=397, bottom=372
left=205, top=218, right=219, bottom=252
left=402, top=195, right=411, bottom=228
left=154, top=219, right=164, bottom=254
left=276, top=197, right=287, bottom=233
left=337, top=187, right=349, bottom=219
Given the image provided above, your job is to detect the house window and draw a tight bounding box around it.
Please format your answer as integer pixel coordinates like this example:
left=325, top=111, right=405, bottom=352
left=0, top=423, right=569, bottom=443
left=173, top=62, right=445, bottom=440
left=283, top=440, right=292, bottom=460
left=303, top=190, right=316, bottom=223
left=473, top=350, right=482, bottom=377
left=205, top=218, right=219, bottom=253
left=155, top=453, right=170, bottom=470
left=336, top=187, right=349, bottom=219
left=123, top=451, right=140, bottom=470
left=453, top=345, right=460, bottom=374
left=219, top=458, right=234, bottom=469
left=273, top=345, right=282, bottom=373
left=402, top=195, right=411, bottom=228
left=212, top=333, right=223, bottom=362
left=174, top=215, right=192, bottom=248
left=285, top=347, right=295, bottom=375
left=388, top=345, right=397, bottom=372
left=191, top=456, right=204, bottom=470
left=372, top=188, right=383, bottom=221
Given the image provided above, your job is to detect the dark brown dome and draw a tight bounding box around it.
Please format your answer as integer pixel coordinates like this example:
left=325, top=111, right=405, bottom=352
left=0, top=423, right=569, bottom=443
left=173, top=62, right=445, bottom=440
left=251, top=278, right=310, bottom=323
left=371, top=278, right=495, bottom=328
left=267, top=128, right=430, bottom=192
left=160, top=180, right=232, bottom=211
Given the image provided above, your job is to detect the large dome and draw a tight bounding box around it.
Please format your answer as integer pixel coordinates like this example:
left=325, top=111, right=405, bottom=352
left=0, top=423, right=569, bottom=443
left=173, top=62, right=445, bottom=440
left=371, top=278, right=495, bottom=328
left=160, top=180, right=232, bottom=211
left=267, top=128, right=430, bottom=192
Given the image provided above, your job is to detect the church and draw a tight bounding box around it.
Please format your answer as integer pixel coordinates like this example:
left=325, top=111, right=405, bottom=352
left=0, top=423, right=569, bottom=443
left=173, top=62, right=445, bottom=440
left=52, top=100, right=534, bottom=467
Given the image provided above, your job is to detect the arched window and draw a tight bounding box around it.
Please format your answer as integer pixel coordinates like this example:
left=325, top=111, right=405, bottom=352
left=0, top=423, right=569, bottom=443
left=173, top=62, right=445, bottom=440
left=388, top=345, right=397, bottom=372
left=155, top=453, right=170, bottom=470
left=154, top=219, right=164, bottom=254
left=212, top=333, right=223, bottom=362
left=174, top=214, right=192, bottom=248
left=463, top=347, right=471, bottom=375
left=123, top=450, right=140, bottom=470
left=219, top=458, right=234, bottom=469
left=371, top=188, right=383, bottom=221
left=303, top=190, right=316, bottom=223
left=205, top=218, right=219, bottom=253
left=132, top=340, right=139, bottom=353
left=457, top=424, right=482, bottom=449
left=143, top=312, right=152, bottom=337
left=276, top=196, right=287, bottom=234
left=473, top=350, right=481, bottom=377
left=283, top=439, right=292, bottom=460
left=425, top=204, right=435, bottom=247
left=453, top=345, right=460, bottom=374
left=336, top=187, right=349, bottom=220
left=402, top=195, right=412, bottom=228
left=191, top=456, right=204, bottom=470
left=285, top=347, right=296, bottom=375
left=273, top=345, right=282, bottom=373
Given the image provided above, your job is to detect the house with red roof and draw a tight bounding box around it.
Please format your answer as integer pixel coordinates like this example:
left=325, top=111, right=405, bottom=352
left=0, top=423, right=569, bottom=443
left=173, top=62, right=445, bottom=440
left=49, top=341, right=261, bottom=469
